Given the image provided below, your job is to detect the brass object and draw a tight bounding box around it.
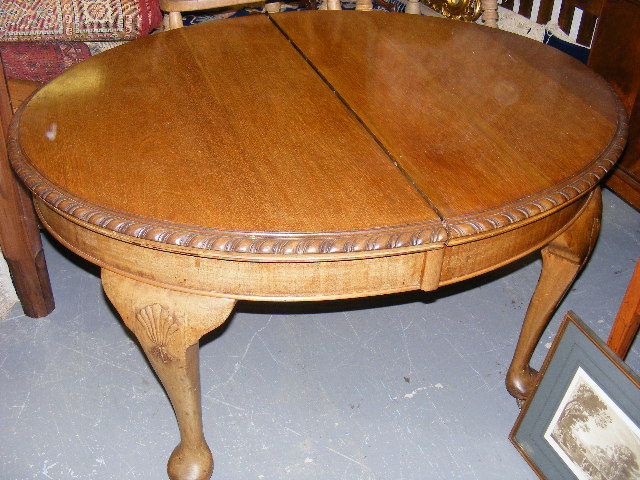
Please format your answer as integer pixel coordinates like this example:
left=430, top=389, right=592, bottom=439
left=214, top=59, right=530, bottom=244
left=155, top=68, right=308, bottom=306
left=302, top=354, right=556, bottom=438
left=421, top=0, right=482, bottom=21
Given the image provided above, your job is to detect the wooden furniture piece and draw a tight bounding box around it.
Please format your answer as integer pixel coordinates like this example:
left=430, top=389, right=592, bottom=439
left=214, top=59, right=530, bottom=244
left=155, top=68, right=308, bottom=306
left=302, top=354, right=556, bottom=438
left=9, top=11, right=626, bottom=480
left=588, top=0, right=640, bottom=210
left=159, top=0, right=425, bottom=28
left=607, top=258, right=640, bottom=359
left=0, top=61, right=54, bottom=318
left=161, top=0, right=301, bottom=28
left=495, top=0, right=640, bottom=208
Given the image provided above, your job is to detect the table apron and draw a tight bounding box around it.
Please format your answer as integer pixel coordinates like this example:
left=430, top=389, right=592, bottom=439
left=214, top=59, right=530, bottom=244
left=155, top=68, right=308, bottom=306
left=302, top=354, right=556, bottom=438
left=35, top=192, right=592, bottom=301
left=35, top=199, right=446, bottom=301
left=440, top=193, right=591, bottom=285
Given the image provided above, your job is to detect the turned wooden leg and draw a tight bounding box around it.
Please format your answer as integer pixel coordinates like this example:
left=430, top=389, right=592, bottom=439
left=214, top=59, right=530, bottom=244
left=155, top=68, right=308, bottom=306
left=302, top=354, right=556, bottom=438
left=355, top=0, right=374, bottom=10
left=164, top=12, right=184, bottom=30
left=102, top=270, right=235, bottom=480
left=481, top=0, right=498, bottom=27
left=506, top=188, right=602, bottom=400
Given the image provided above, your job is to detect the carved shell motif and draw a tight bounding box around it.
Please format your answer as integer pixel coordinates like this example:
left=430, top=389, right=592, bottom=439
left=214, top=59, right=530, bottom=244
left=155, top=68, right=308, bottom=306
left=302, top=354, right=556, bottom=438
left=136, top=304, right=180, bottom=363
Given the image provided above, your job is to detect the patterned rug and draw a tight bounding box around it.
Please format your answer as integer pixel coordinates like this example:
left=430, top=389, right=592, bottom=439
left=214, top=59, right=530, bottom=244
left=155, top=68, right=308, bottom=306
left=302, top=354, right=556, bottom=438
left=0, top=41, right=91, bottom=82
left=0, top=0, right=162, bottom=41
left=0, top=0, right=162, bottom=82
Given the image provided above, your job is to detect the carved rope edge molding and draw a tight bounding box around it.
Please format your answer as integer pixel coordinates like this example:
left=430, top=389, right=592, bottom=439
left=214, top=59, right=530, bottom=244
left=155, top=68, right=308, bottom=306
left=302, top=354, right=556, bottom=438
left=8, top=95, right=627, bottom=254
left=446, top=97, right=628, bottom=239
left=8, top=125, right=447, bottom=255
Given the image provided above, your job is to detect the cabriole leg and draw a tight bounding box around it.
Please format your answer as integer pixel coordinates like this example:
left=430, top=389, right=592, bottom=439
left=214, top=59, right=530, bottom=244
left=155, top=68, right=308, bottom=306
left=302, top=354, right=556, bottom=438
left=506, top=188, right=602, bottom=400
left=101, top=269, right=236, bottom=480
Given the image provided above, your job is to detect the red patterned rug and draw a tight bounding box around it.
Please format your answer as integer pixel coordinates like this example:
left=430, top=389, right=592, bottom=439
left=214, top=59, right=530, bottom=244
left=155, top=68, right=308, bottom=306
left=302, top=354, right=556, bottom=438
left=0, top=41, right=91, bottom=82
left=0, top=0, right=162, bottom=42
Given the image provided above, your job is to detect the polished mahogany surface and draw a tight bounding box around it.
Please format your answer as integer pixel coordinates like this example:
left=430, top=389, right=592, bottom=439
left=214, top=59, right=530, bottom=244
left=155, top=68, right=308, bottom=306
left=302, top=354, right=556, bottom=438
left=11, top=11, right=625, bottom=255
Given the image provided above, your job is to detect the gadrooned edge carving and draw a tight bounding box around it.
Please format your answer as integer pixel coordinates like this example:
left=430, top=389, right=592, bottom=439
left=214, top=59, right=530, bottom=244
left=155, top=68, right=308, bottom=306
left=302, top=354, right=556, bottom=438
left=8, top=90, right=628, bottom=252
left=7, top=116, right=447, bottom=254
left=136, top=304, right=180, bottom=363
left=445, top=95, right=628, bottom=239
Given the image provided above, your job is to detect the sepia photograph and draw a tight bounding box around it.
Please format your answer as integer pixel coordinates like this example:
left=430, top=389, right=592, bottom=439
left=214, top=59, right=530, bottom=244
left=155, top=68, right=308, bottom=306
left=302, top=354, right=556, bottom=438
left=511, top=313, right=640, bottom=480
left=544, top=367, right=640, bottom=480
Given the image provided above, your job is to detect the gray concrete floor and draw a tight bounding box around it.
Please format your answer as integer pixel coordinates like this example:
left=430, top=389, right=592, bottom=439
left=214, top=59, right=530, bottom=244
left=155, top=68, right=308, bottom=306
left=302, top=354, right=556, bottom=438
left=1, top=188, right=639, bottom=480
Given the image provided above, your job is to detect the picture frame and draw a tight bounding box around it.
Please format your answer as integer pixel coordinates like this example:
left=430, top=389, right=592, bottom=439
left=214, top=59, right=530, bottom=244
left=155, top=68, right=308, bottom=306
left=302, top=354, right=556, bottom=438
left=510, top=311, right=640, bottom=480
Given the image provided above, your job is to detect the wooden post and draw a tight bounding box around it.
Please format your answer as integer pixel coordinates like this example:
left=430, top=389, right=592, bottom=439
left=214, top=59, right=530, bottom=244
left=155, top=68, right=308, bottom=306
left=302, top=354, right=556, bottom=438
left=0, top=61, right=54, bottom=317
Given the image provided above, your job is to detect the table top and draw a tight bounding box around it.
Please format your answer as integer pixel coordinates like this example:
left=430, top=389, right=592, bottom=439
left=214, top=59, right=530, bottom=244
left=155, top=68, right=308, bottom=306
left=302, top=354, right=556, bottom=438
left=10, top=11, right=626, bottom=258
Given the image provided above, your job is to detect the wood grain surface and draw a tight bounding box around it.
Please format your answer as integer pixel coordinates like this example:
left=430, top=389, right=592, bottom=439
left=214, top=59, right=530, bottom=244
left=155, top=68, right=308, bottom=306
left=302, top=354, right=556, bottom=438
left=12, top=14, right=437, bottom=244
left=273, top=12, right=623, bottom=221
left=10, top=12, right=626, bottom=256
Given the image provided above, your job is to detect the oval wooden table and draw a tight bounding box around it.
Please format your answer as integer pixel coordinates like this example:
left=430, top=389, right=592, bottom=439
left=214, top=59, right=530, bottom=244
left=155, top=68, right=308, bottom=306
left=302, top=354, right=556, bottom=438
left=9, top=11, right=627, bottom=480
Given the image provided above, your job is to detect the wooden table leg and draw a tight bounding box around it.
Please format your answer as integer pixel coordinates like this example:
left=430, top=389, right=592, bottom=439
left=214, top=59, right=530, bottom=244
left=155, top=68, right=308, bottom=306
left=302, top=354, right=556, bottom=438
left=506, top=188, right=602, bottom=400
left=101, top=270, right=236, bottom=480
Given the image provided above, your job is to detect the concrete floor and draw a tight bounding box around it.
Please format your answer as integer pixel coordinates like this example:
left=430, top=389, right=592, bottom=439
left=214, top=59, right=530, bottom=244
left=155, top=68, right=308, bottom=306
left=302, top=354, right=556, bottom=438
left=1, top=188, right=638, bottom=480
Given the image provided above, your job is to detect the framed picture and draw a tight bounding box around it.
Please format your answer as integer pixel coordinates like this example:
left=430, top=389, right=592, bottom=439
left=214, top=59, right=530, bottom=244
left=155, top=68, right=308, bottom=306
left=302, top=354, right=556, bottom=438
left=510, top=311, right=640, bottom=480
